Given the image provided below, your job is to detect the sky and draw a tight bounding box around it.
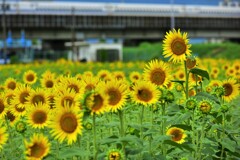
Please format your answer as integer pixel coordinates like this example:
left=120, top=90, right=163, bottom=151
left=53, top=0, right=223, bottom=6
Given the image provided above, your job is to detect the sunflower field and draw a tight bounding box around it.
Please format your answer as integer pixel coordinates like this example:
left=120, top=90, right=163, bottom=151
left=0, top=29, right=239, bottom=160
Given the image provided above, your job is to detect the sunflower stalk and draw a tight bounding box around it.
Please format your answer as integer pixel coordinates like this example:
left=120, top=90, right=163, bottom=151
left=93, top=113, right=98, bottom=160
left=197, top=116, right=206, bottom=160
left=118, top=109, right=126, bottom=157
left=184, top=61, right=190, bottom=100
left=191, top=109, right=197, bottom=158
left=220, top=113, right=226, bottom=160
left=161, top=103, right=166, bottom=157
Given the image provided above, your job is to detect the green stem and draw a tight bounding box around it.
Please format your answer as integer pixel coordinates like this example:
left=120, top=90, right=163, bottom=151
left=184, top=61, right=189, bottom=100
left=118, top=110, right=126, bottom=156
left=194, top=74, right=198, bottom=93
left=197, top=118, right=205, bottom=160
left=220, top=113, right=225, bottom=160
left=161, top=103, right=166, bottom=157
left=151, top=106, right=154, bottom=128
left=140, top=105, right=145, bottom=140
left=191, top=110, right=196, bottom=158
left=93, top=113, right=98, bottom=160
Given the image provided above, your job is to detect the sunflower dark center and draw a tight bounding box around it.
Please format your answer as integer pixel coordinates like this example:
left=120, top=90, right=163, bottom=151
left=30, top=143, right=46, bottom=158
left=60, top=113, right=77, bottom=133
left=133, top=75, right=139, bottom=80
left=68, top=84, right=79, bottom=93
left=15, top=105, right=25, bottom=112
left=46, top=80, right=54, bottom=88
left=0, top=101, right=5, bottom=113
left=171, top=38, right=186, bottom=55
left=8, top=82, right=16, bottom=90
left=110, top=152, right=120, bottom=160
left=20, top=92, right=29, bottom=104
left=150, top=69, right=166, bottom=85
left=27, top=74, right=34, bottom=82
left=85, top=84, right=95, bottom=92
left=33, top=111, right=47, bottom=124
left=61, top=97, right=73, bottom=107
left=108, top=89, right=121, bottom=106
left=223, top=83, right=233, bottom=96
left=6, top=111, right=15, bottom=122
left=179, top=73, right=184, bottom=79
left=137, top=89, right=153, bottom=102
left=92, top=95, right=104, bottom=111
left=171, top=129, right=183, bottom=141
left=32, top=95, right=45, bottom=105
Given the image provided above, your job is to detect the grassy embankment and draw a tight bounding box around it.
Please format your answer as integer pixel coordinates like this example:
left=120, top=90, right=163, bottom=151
left=123, top=42, right=240, bottom=61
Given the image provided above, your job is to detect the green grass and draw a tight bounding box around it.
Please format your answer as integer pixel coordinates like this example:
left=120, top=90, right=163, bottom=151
left=123, top=42, right=240, bottom=61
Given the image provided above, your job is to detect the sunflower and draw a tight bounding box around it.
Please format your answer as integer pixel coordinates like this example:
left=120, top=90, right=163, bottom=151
left=166, top=127, right=187, bottom=144
left=222, top=78, right=239, bottom=102
left=49, top=105, right=83, bottom=145
left=4, top=90, right=15, bottom=106
left=5, top=110, right=20, bottom=126
left=97, top=70, right=111, bottom=81
left=210, top=67, right=220, bottom=79
left=186, top=57, right=197, bottom=69
left=113, top=71, right=126, bottom=81
left=26, top=88, right=49, bottom=107
left=129, top=71, right=142, bottom=83
left=130, top=80, right=160, bottom=106
left=98, top=79, right=128, bottom=112
left=54, top=88, right=81, bottom=109
left=143, top=59, right=171, bottom=87
left=85, top=91, right=108, bottom=115
left=198, top=99, right=212, bottom=114
left=106, top=148, right=124, bottom=160
left=25, top=133, right=50, bottom=159
left=4, top=77, right=18, bottom=91
left=26, top=103, right=50, bottom=129
left=11, top=84, right=32, bottom=109
left=61, top=76, right=84, bottom=95
left=81, top=76, right=100, bottom=93
left=175, top=69, right=185, bottom=81
left=0, top=126, right=9, bottom=150
left=23, top=70, right=38, bottom=85
left=75, top=73, right=82, bottom=81
left=0, top=94, right=8, bottom=119
left=9, top=104, right=26, bottom=117
left=40, top=75, right=56, bottom=89
left=46, top=91, right=56, bottom=109
left=82, top=71, right=94, bottom=78
left=163, top=29, right=191, bottom=63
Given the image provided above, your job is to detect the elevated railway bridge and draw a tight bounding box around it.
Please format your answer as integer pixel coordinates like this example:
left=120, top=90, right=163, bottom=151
left=1, top=1, right=240, bottom=47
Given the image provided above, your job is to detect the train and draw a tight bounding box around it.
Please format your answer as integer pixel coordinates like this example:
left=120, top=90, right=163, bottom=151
left=1, top=1, right=240, bottom=18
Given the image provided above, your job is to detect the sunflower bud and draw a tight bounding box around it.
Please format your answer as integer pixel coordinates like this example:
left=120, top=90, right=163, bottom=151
left=186, top=57, right=197, bottom=69
left=212, top=86, right=225, bottom=97
left=175, top=84, right=184, bottom=92
left=15, top=120, right=27, bottom=133
left=186, top=98, right=197, bottom=110
left=84, top=122, right=92, bottom=130
left=165, top=90, right=175, bottom=103
left=199, top=100, right=212, bottom=114
left=106, top=149, right=124, bottom=160
left=220, top=104, right=229, bottom=113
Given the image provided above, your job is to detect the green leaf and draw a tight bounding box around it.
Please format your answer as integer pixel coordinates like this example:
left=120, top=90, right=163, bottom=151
left=171, top=80, right=185, bottom=85
left=221, top=138, right=237, bottom=152
left=195, top=92, right=220, bottom=104
left=59, top=147, right=88, bottom=158
left=118, top=135, right=143, bottom=146
left=189, top=68, right=210, bottom=80
left=100, top=135, right=118, bottom=145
